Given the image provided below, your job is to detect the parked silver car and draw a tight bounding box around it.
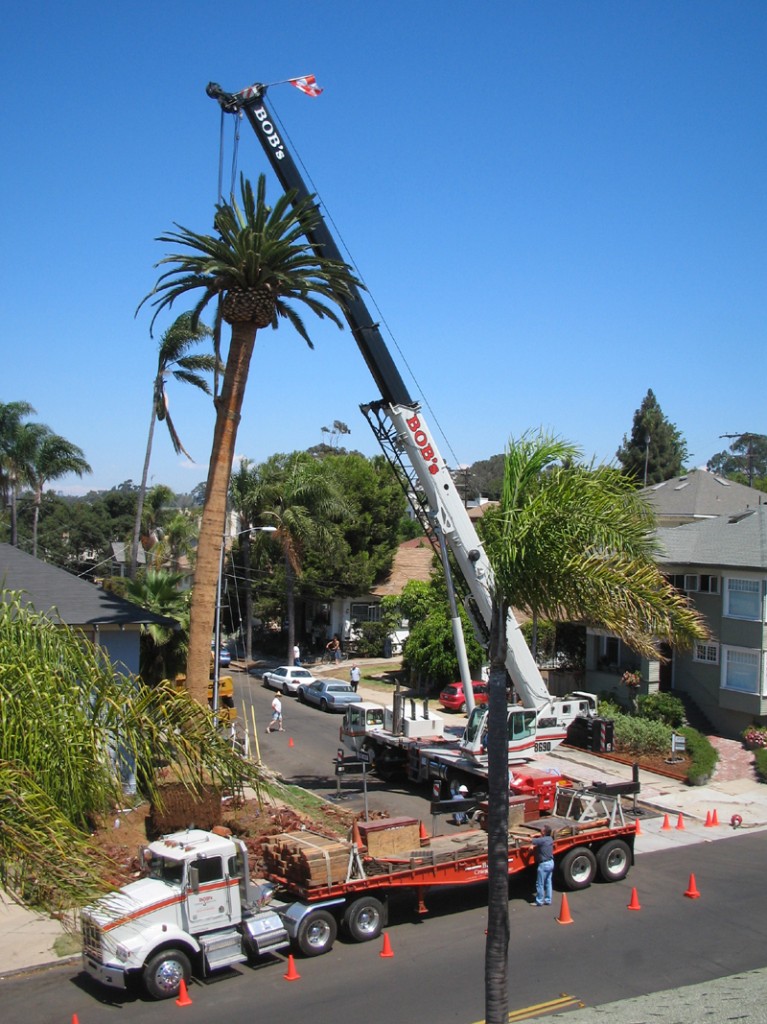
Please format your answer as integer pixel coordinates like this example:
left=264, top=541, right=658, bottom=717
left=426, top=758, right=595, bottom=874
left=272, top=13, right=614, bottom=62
left=296, top=678, right=363, bottom=712
left=261, top=666, right=317, bottom=696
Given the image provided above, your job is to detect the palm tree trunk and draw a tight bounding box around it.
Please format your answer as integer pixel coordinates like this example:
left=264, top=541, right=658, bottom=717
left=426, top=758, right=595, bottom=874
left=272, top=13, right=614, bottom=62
left=186, top=322, right=258, bottom=706
left=131, top=398, right=158, bottom=579
left=485, top=598, right=510, bottom=1024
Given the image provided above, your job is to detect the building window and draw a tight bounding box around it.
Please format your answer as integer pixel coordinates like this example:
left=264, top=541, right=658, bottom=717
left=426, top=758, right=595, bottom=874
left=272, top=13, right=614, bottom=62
left=724, top=578, right=762, bottom=621
left=350, top=603, right=381, bottom=623
left=722, top=647, right=761, bottom=694
left=699, top=575, right=719, bottom=594
left=694, top=642, right=719, bottom=664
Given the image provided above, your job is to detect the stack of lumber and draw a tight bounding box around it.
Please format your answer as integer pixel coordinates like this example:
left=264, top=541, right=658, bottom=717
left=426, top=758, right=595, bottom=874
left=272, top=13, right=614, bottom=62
left=261, top=831, right=351, bottom=887
left=357, top=817, right=421, bottom=856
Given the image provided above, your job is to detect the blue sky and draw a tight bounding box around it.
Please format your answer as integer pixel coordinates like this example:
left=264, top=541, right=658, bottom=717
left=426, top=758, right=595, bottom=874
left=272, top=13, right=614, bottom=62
left=3, top=1, right=765, bottom=495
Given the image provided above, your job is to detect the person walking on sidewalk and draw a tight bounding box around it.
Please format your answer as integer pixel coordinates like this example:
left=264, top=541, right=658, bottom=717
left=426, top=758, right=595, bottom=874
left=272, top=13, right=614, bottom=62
left=266, top=694, right=284, bottom=733
left=349, top=664, right=361, bottom=692
left=531, top=824, right=554, bottom=905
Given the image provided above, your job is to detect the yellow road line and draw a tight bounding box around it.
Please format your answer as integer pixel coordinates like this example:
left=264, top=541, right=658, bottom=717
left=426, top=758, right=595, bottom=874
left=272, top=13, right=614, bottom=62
left=471, top=993, right=585, bottom=1024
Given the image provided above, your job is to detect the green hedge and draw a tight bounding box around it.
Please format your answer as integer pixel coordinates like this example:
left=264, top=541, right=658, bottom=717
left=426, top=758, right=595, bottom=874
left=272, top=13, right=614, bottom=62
left=637, top=692, right=685, bottom=728
left=754, top=748, right=767, bottom=782
left=678, top=726, right=718, bottom=784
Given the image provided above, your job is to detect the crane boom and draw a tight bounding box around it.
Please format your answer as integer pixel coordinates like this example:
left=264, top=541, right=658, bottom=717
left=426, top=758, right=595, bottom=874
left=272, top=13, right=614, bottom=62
left=206, top=80, right=555, bottom=714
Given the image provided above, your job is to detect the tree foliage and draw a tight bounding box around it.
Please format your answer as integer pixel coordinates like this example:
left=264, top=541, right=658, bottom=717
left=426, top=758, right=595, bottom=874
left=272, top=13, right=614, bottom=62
left=0, top=590, right=262, bottom=911
left=707, top=432, right=767, bottom=490
left=391, top=577, right=486, bottom=690
left=615, top=388, right=688, bottom=485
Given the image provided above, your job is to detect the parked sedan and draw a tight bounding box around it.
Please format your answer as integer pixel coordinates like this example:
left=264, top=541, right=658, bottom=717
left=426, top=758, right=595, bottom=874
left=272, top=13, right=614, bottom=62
left=296, top=678, right=363, bottom=712
left=438, top=680, right=488, bottom=713
left=262, top=665, right=318, bottom=696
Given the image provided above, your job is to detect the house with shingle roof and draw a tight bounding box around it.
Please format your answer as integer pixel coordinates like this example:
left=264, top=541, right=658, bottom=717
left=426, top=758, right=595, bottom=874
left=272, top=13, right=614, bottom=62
left=583, top=499, right=767, bottom=738
left=0, top=542, right=169, bottom=678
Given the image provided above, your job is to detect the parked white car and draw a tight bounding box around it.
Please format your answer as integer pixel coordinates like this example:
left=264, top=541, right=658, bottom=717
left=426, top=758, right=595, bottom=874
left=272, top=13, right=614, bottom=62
left=261, top=665, right=318, bottom=696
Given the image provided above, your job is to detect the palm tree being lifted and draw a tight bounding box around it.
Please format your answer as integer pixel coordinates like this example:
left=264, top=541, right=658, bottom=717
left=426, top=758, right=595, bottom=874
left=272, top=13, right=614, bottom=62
left=139, top=173, right=360, bottom=706
left=130, top=312, right=217, bottom=578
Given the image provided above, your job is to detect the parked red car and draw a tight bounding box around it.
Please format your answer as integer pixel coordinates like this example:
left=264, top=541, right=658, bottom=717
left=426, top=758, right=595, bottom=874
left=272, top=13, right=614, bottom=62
left=438, top=680, right=488, bottom=713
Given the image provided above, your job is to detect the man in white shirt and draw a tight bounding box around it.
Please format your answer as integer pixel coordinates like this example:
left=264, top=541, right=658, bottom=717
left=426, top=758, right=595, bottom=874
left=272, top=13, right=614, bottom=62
left=266, top=694, right=284, bottom=733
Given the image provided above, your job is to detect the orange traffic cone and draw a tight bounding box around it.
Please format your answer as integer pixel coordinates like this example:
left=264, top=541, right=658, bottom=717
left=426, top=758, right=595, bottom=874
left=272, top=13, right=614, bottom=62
left=175, top=979, right=193, bottom=1006
left=283, top=954, right=301, bottom=981
left=627, top=887, right=642, bottom=911
left=675, top=813, right=686, bottom=830
left=380, top=931, right=394, bottom=958
left=711, top=808, right=720, bottom=826
left=634, top=817, right=642, bottom=835
left=419, top=821, right=429, bottom=843
left=661, top=814, right=672, bottom=830
left=289, top=736, right=294, bottom=747
left=704, top=810, right=713, bottom=827
left=72, top=1016, right=80, bottom=1024
left=684, top=873, right=701, bottom=899
left=556, top=894, right=574, bottom=925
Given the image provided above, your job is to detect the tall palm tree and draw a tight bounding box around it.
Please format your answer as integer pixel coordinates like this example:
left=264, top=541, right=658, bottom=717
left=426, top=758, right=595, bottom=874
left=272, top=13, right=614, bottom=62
left=130, top=312, right=217, bottom=578
left=28, top=428, right=91, bottom=557
left=243, top=452, right=352, bottom=665
left=479, top=431, right=709, bottom=1023
left=0, top=401, right=36, bottom=546
left=139, top=174, right=359, bottom=705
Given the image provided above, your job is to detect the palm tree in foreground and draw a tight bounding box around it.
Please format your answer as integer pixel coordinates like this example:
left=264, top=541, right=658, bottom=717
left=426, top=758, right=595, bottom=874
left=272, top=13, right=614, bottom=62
left=139, top=174, right=359, bottom=705
left=479, top=432, right=709, bottom=1024
left=130, top=312, right=217, bottom=578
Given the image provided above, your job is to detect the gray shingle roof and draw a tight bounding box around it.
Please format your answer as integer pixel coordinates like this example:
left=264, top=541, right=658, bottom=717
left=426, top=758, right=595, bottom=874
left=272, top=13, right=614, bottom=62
left=0, top=543, right=168, bottom=627
left=641, top=470, right=765, bottom=521
left=656, top=505, right=767, bottom=571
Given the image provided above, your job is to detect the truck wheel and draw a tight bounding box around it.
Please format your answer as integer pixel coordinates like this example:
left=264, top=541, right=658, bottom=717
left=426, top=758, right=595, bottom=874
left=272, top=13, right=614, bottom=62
left=596, top=839, right=631, bottom=882
left=343, top=896, right=386, bottom=942
left=142, top=948, right=191, bottom=1000
left=296, top=909, right=337, bottom=957
left=558, top=847, right=597, bottom=890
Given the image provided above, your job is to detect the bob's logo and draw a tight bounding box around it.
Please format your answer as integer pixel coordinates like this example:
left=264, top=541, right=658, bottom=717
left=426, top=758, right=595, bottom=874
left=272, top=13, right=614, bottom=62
left=405, top=414, right=440, bottom=476
left=253, top=105, right=286, bottom=160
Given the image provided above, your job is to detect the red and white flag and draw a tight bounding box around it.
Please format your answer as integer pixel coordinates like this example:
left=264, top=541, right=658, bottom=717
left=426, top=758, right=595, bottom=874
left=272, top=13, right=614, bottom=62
left=289, top=74, right=323, bottom=97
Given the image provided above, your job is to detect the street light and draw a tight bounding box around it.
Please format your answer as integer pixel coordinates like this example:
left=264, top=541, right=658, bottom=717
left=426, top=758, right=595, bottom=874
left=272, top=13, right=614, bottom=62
left=212, top=525, right=277, bottom=723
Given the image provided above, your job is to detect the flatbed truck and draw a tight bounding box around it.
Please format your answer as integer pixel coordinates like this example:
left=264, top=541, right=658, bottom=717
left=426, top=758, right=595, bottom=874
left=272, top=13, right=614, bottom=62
left=81, top=782, right=636, bottom=999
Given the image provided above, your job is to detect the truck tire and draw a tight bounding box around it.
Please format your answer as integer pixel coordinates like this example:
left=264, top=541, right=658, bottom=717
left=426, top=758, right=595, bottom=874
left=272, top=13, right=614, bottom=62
left=596, top=839, right=631, bottom=882
left=558, top=846, right=597, bottom=890
left=142, top=947, right=191, bottom=1000
left=296, top=909, right=337, bottom=957
left=343, top=896, right=386, bottom=942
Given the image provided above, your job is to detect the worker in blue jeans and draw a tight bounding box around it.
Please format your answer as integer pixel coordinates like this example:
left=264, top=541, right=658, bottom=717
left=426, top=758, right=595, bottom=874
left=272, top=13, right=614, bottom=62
left=531, top=824, right=554, bottom=905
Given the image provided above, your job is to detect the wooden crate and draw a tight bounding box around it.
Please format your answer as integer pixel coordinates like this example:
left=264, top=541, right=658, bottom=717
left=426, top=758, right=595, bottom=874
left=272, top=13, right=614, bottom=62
left=357, top=817, right=420, bottom=857
left=262, top=831, right=351, bottom=887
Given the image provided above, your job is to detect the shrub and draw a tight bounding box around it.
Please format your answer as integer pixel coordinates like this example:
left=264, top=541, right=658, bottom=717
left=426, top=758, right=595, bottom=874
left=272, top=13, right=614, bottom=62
left=679, top=726, right=718, bottom=784
left=637, top=692, right=685, bottom=728
left=352, top=621, right=389, bottom=658
left=612, top=715, right=672, bottom=756
left=741, top=725, right=767, bottom=750
left=754, top=748, right=767, bottom=782
left=597, top=698, right=621, bottom=720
